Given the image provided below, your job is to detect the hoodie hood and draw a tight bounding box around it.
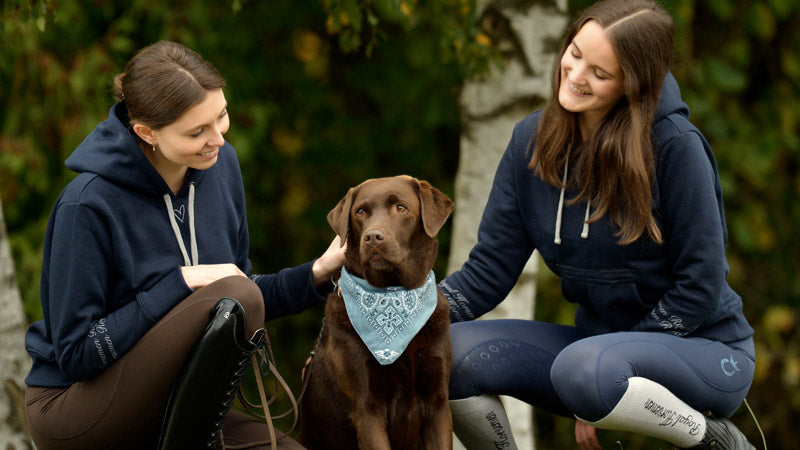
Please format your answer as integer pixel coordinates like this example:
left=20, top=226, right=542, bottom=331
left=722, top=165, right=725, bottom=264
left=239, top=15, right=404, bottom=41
left=66, top=103, right=205, bottom=199
left=655, top=71, right=689, bottom=123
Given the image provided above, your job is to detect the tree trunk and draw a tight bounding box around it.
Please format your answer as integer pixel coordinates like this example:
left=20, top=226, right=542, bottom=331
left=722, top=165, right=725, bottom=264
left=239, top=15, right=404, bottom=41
left=0, top=199, right=35, bottom=448
left=448, top=1, right=567, bottom=448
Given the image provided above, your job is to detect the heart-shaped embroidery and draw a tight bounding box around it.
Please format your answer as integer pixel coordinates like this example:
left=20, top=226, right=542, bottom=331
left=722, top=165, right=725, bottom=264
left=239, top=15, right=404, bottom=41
left=173, top=204, right=185, bottom=223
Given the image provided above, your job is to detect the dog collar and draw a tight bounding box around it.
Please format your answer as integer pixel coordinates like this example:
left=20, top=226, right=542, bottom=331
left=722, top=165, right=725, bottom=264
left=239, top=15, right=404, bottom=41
left=338, top=266, right=438, bottom=365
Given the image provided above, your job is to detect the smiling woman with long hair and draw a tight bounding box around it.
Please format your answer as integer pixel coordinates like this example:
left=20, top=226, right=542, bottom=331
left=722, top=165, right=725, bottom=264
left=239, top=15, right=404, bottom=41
left=439, top=1, right=756, bottom=449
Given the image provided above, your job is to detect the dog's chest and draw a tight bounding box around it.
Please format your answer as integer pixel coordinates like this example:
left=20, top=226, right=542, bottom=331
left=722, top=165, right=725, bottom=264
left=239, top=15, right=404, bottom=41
left=329, top=268, right=439, bottom=366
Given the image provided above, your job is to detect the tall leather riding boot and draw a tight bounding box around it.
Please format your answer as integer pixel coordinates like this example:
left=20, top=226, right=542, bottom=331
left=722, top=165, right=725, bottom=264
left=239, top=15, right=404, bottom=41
left=159, top=297, right=265, bottom=450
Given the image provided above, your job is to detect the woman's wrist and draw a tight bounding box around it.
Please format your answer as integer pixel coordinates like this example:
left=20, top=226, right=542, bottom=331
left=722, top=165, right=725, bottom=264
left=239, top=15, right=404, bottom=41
left=311, top=236, right=346, bottom=287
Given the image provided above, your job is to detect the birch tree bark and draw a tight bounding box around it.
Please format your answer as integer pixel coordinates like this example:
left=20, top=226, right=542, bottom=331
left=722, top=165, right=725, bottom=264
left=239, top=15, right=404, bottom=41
left=448, top=1, right=567, bottom=448
left=0, top=199, right=34, bottom=448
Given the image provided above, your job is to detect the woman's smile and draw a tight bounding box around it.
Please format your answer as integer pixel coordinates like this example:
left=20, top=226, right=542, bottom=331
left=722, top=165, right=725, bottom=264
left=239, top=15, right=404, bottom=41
left=568, top=81, right=592, bottom=96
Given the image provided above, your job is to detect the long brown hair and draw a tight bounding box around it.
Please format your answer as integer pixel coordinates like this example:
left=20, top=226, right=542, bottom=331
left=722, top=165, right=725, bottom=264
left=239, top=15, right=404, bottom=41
left=113, top=41, right=225, bottom=132
left=530, top=0, right=673, bottom=245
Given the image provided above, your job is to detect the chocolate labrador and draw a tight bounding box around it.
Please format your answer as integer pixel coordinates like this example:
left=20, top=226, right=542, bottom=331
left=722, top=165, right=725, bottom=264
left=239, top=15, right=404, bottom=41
left=299, top=175, right=454, bottom=449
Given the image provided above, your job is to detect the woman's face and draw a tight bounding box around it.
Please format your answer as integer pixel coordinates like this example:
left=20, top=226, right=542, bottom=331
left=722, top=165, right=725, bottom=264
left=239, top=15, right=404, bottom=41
left=152, top=88, right=230, bottom=172
left=558, top=20, right=625, bottom=133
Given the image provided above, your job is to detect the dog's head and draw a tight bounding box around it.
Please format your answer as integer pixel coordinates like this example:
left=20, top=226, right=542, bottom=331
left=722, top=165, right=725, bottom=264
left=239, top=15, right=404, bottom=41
left=328, top=175, right=454, bottom=289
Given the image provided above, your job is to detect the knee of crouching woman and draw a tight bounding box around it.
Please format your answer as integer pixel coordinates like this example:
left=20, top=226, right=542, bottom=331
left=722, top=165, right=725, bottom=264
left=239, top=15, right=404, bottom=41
left=213, top=275, right=265, bottom=337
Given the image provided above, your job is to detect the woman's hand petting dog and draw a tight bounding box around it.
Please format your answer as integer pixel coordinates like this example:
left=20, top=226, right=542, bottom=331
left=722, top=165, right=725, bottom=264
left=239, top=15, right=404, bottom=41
left=311, top=235, right=347, bottom=287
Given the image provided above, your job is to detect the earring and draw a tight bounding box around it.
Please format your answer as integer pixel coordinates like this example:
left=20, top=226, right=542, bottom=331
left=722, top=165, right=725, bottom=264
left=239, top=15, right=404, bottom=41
left=152, top=144, right=156, bottom=152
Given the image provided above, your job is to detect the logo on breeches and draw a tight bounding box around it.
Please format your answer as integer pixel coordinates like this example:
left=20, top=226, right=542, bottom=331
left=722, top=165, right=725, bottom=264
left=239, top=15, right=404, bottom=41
left=721, top=354, right=740, bottom=376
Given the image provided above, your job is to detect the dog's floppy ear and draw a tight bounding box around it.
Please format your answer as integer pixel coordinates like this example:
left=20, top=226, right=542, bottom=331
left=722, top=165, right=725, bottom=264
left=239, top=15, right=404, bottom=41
left=417, top=179, right=455, bottom=237
left=327, top=187, right=355, bottom=247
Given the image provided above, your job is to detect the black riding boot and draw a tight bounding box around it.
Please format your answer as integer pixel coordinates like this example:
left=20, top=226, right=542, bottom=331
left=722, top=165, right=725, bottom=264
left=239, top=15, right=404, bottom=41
left=159, top=297, right=265, bottom=450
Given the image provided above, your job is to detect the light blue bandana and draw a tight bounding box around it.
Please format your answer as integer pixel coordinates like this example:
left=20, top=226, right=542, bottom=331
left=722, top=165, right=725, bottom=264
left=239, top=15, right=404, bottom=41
left=338, top=266, right=438, bottom=365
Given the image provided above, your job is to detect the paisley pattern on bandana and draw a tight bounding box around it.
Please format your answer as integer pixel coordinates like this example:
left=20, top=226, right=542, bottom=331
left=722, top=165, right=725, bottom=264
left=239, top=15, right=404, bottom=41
left=339, top=266, right=438, bottom=365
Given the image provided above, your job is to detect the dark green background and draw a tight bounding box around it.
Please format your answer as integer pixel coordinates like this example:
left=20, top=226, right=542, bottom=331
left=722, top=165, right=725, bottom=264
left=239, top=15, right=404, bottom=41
left=2, top=0, right=797, bottom=447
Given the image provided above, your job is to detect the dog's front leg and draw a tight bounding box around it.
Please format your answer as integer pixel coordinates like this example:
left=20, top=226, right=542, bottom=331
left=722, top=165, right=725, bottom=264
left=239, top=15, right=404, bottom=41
left=351, top=400, right=391, bottom=449
left=423, top=399, right=453, bottom=449
left=325, top=332, right=392, bottom=449
left=420, top=305, right=454, bottom=449
left=420, top=361, right=454, bottom=450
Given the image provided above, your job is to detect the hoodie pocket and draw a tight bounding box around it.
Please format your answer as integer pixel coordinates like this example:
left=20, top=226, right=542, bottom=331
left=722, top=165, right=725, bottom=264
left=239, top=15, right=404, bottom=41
left=559, top=265, right=651, bottom=332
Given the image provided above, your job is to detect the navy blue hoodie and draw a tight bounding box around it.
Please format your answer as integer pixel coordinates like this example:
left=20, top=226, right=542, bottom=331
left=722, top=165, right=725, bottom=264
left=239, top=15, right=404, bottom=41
left=25, top=103, right=326, bottom=387
left=440, top=73, right=753, bottom=343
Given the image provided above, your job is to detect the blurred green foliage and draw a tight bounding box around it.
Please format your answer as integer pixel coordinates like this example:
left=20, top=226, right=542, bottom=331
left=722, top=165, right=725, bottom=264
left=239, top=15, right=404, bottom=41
left=2, top=0, right=798, bottom=448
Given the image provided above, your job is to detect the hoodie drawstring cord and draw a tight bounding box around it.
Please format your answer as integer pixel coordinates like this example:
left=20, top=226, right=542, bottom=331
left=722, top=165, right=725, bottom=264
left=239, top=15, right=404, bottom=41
left=554, top=159, right=591, bottom=245
left=163, top=183, right=198, bottom=266
left=188, top=183, right=198, bottom=265
left=554, top=158, right=569, bottom=245
left=581, top=198, right=591, bottom=239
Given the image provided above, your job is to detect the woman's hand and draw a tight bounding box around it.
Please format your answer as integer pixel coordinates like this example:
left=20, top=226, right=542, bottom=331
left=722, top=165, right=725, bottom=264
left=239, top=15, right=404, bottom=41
left=311, top=236, right=346, bottom=287
left=575, top=419, right=602, bottom=450
left=181, top=263, right=247, bottom=290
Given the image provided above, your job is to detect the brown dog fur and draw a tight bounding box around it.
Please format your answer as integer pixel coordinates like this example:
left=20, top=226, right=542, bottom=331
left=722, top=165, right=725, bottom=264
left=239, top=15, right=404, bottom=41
left=299, top=175, right=454, bottom=449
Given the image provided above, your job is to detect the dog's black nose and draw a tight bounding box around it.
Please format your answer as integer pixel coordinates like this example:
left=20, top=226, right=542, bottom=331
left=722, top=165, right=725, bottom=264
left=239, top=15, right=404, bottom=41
left=364, top=229, right=385, bottom=247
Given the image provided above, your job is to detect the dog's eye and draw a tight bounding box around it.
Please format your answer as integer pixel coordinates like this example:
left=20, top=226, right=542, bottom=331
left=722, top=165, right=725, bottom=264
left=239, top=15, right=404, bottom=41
left=396, top=204, right=407, bottom=213
left=355, top=208, right=366, bottom=216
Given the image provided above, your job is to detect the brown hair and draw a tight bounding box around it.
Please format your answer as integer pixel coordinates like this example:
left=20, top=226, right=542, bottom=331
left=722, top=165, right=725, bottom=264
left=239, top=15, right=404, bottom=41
left=530, top=0, right=674, bottom=245
left=113, top=41, right=225, bottom=131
